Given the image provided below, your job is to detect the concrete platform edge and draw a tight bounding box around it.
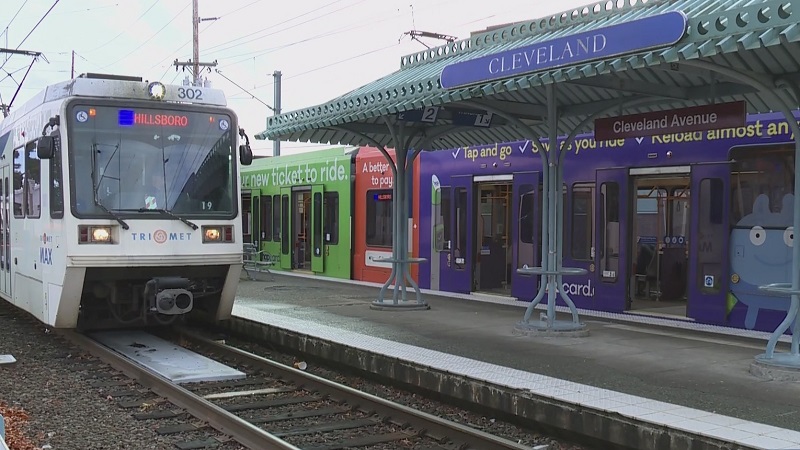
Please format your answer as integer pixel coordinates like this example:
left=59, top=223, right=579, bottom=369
left=221, top=315, right=755, bottom=450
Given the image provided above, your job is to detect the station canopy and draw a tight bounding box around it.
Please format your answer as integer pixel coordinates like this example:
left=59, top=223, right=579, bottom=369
left=258, top=0, right=800, bottom=150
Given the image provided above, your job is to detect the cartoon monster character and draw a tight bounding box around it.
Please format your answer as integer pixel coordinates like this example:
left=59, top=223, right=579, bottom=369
left=729, top=193, right=794, bottom=329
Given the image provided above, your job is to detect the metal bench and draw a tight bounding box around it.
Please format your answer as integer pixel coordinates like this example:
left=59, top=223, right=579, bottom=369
left=242, top=243, right=274, bottom=281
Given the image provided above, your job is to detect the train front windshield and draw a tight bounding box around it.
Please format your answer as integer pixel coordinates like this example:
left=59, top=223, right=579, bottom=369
left=68, top=103, right=237, bottom=218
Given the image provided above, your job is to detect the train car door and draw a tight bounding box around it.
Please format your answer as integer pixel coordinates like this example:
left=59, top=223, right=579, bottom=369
left=311, top=185, right=324, bottom=273
left=279, top=187, right=291, bottom=270
left=688, top=162, right=730, bottom=322
left=0, top=166, right=9, bottom=297
left=595, top=168, right=628, bottom=312
left=511, top=171, right=540, bottom=301
left=443, top=175, right=473, bottom=293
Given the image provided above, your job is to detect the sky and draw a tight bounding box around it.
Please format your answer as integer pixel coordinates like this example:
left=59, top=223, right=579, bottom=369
left=1, top=0, right=597, bottom=156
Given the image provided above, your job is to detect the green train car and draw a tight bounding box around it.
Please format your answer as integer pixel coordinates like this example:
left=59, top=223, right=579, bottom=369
left=241, top=147, right=354, bottom=279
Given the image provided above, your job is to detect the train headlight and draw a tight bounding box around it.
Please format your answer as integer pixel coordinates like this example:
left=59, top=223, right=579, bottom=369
left=92, top=227, right=111, bottom=242
left=147, top=82, right=166, bottom=100
left=204, top=227, right=221, bottom=242
left=202, top=225, right=234, bottom=243
left=79, top=225, right=116, bottom=244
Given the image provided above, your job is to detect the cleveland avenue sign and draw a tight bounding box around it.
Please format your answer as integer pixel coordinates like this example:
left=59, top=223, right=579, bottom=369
left=593, top=101, right=747, bottom=140
left=440, top=11, right=687, bottom=89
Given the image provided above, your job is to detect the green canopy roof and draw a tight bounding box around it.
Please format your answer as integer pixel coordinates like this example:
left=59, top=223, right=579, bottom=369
left=258, top=0, right=800, bottom=150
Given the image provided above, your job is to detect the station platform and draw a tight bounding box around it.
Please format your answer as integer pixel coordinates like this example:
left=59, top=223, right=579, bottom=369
left=229, top=271, right=800, bottom=450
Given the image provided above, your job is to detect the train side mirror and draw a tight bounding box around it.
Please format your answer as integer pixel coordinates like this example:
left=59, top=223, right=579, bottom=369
left=239, top=144, right=253, bottom=166
left=37, top=136, right=55, bottom=159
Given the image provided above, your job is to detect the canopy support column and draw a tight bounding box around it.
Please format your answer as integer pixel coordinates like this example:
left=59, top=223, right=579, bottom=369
left=371, top=119, right=428, bottom=310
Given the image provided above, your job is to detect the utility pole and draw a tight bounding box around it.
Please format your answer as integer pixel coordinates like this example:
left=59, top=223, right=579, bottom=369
left=173, top=0, right=218, bottom=86
left=71, top=50, right=75, bottom=78
left=273, top=70, right=282, bottom=157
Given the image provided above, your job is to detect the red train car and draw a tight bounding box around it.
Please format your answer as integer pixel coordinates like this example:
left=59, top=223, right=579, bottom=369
left=353, top=147, right=419, bottom=284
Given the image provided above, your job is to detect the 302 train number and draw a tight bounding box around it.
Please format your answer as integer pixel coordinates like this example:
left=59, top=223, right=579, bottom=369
left=177, top=87, right=204, bottom=100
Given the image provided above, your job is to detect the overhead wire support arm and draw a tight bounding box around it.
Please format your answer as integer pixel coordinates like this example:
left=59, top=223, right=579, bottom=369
left=401, top=30, right=458, bottom=49
left=214, top=69, right=274, bottom=112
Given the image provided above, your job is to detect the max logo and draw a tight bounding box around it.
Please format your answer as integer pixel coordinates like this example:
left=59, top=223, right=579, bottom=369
left=39, top=247, right=53, bottom=265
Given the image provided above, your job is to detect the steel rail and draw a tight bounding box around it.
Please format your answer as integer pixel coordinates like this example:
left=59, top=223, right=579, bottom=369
left=58, top=330, right=300, bottom=450
left=179, top=329, right=533, bottom=450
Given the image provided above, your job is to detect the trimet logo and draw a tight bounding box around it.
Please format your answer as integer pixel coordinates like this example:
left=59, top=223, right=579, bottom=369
left=131, top=230, right=193, bottom=243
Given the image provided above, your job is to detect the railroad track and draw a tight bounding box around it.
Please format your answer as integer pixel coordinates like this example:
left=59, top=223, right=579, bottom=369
left=60, top=329, right=539, bottom=450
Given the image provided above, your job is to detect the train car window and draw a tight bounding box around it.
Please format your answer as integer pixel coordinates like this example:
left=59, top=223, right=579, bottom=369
left=519, top=185, right=535, bottom=244
left=261, top=195, right=272, bottom=242
left=272, top=194, right=281, bottom=242
left=313, top=192, right=323, bottom=253
left=12, top=145, right=24, bottom=218
left=730, top=145, right=793, bottom=224
left=435, top=187, right=451, bottom=251
left=0, top=178, right=4, bottom=270
left=21, top=141, right=41, bottom=218
left=600, top=182, right=620, bottom=282
left=4, top=177, right=8, bottom=272
left=281, top=194, right=289, bottom=255
left=49, top=134, right=64, bottom=219
left=323, top=192, right=339, bottom=244
left=252, top=196, right=260, bottom=243
left=571, top=184, right=595, bottom=260
left=455, top=187, right=468, bottom=260
left=366, top=189, right=392, bottom=248
left=698, top=178, right=724, bottom=294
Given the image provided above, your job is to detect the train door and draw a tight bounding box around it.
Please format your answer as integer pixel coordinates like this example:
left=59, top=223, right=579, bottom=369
left=241, top=191, right=252, bottom=244
left=279, top=187, right=291, bottom=270
left=474, top=181, right=512, bottom=295
left=292, top=188, right=312, bottom=270
left=443, top=175, right=473, bottom=293
left=311, top=185, right=324, bottom=273
left=511, top=172, right=540, bottom=301
left=627, top=167, right=691, bottom=317
left=0, top=166, right=9, bottom=298
left=688, top=163, right=730, bottom=322
left=595, top=168, right=628, bottom=312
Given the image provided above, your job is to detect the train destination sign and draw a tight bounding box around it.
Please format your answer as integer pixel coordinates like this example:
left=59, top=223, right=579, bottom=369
left=440, top=11, right=687, bottom=89
left=593, top=101, right=747, bottom=141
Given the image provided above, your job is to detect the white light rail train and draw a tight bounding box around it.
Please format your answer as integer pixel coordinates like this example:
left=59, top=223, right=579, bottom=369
left=0, top=73, right=253, bottom=330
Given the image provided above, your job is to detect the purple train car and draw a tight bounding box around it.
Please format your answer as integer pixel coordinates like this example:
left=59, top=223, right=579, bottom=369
left=417, top=111, right=799, bottom=333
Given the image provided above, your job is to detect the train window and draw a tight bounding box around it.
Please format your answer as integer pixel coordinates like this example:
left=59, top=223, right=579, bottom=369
left=519, top=184, right=535, bottom=244
left=455, top=187, right=468, bottom=265
left=281, top=194, right=289, bottom=255
left=21, top=141, right=41, bottom=218
left=435, top=187, right=451, bottom=252
left=272, top=194, right=281, bottom=242
left=12, top=145, right=24, bottom=218
left=261, top=195, right=272, bottom=242
left=49, top=134, right=64, bottom=219
left=698, top=178, right=724, bottom=294
left=323, top=192, right=339, bottom=244
left=4, top=177, right=8, bottom=272
left=730, top=145, right=793, bottom=224
left=313, top=192, right=323, bottom=255
left=366, top=189, right=392, bottom=248
left=252, top=196, right=261, bottom=243
left=571, top=184, right=595, bottom=260
left=0, top=178, right=4, bottom=270
left=599, top=182, right=620, bottom=282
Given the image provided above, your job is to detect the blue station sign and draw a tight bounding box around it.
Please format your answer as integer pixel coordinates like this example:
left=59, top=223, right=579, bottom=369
left=440, top=11, right=688, bottom=89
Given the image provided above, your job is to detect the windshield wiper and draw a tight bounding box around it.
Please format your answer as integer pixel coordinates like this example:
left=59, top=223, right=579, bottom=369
left=132, top=208, right=198, bottom=230
left=95, top=199, right=130, bottom=230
